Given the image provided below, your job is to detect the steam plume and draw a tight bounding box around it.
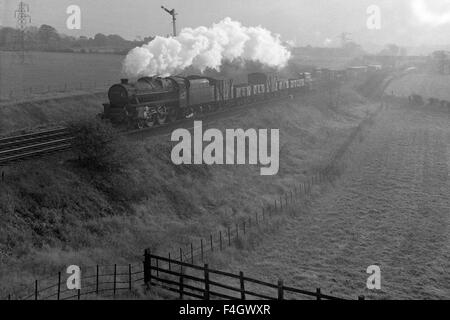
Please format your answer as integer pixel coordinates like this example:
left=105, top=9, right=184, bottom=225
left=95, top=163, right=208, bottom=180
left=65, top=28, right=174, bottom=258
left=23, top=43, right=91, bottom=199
left=123, top=17, right=291, bottom=77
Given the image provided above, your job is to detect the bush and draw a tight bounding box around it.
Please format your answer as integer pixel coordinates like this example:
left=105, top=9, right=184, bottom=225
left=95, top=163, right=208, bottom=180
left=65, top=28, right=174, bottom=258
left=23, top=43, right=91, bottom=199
left=68, top=119, right=131, bottom=172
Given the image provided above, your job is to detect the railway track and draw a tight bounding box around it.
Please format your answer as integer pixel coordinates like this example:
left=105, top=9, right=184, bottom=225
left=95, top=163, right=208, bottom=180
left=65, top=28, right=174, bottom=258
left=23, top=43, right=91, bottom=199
left=0, top=93, right=297, bottom=166
left=0, top=128, right=73, bottom=166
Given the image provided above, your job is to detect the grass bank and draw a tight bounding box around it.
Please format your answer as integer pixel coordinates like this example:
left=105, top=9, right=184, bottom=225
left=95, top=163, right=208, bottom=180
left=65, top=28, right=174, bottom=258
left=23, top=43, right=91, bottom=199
left=0, top=87, right=377, bottom=298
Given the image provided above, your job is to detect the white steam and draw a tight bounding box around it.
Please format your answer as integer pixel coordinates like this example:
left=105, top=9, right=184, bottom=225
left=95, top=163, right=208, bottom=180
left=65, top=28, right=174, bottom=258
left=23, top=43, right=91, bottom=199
left=123, top=17, right=291, bottom=77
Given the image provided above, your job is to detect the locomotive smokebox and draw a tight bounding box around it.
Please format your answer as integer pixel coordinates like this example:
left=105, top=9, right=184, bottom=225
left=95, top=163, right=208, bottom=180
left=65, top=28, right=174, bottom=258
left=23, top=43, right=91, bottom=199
left=121, top=78, right=129, bottom=84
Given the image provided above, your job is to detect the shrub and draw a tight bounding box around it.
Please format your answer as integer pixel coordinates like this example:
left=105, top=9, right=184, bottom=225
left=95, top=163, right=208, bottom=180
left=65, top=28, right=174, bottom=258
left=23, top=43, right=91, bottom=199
left=68, top=119, right=131, bottom=172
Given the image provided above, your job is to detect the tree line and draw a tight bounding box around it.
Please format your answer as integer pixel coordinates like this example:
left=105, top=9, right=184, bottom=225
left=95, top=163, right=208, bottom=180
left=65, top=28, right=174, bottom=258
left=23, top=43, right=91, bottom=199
left=0, top=24, right=154, bottom=54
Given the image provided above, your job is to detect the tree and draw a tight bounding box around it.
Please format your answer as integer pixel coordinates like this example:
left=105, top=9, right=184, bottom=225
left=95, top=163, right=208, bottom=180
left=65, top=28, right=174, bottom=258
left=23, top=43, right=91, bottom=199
left=93, top=33, right=108, bottom=46
left=38, top=24, right=60, bottom=50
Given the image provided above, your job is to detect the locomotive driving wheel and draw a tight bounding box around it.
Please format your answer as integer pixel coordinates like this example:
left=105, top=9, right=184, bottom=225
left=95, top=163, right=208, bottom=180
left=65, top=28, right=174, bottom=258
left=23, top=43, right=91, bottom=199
left=156, top=105, right=168, bottom=124
left=145, top=115, right=157, bottom=128
left=185, top=107, right=195, bottom=119
left=137, top=119, right=146, bottom=130
left=167, top=108, right=178, bottom=123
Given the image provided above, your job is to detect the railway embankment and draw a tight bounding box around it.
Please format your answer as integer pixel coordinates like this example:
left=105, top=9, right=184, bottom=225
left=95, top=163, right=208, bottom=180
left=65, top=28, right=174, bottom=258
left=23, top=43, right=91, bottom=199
left=0, top=92, right=105, bottom=135
left=0, top=87, right=378, bottom=297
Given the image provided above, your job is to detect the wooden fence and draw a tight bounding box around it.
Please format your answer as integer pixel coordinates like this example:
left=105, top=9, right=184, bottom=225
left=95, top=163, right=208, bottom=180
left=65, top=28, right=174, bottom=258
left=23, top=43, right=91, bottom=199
left=143, top=252, right=361, bottom=300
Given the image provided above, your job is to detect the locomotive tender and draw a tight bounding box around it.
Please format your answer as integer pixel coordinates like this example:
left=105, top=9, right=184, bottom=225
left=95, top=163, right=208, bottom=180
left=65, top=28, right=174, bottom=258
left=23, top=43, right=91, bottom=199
left=102, top=72, right=313, bottom=129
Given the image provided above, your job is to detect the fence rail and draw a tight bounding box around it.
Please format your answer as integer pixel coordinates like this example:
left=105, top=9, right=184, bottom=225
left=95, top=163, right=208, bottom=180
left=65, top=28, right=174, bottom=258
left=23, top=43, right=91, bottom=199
left=143, top=252, right=350, bottom=300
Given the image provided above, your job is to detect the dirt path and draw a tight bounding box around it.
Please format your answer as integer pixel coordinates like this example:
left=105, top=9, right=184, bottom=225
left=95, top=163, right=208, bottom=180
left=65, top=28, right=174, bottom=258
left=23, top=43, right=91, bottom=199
left=223, top=104, right=450, bottom=299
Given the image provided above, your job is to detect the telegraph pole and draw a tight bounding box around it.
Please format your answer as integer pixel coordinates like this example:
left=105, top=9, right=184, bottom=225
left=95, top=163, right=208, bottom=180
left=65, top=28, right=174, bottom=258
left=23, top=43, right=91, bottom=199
left=161, top=5, right=177, bottom=37
left=15, top=1, right=31, bottom=64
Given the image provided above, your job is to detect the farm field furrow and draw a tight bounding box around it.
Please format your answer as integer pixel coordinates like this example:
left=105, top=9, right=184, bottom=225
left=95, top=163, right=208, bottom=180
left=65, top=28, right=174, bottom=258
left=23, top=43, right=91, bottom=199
left=221, top=104, right=450, bottom=300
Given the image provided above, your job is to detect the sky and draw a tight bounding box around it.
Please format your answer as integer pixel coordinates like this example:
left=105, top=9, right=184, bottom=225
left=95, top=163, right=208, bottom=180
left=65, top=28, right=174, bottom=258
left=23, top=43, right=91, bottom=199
left=1, top=0, right=450, bottom=52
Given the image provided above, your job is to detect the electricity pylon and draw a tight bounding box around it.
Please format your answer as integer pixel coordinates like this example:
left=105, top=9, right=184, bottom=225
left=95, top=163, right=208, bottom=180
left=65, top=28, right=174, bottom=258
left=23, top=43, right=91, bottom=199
left=14, top=1, right=31, bottom=64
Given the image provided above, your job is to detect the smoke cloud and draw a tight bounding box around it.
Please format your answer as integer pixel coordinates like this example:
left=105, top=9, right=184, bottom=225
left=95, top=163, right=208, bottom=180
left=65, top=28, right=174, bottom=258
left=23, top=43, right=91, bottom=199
left=123, top=17, right=291, bottom=77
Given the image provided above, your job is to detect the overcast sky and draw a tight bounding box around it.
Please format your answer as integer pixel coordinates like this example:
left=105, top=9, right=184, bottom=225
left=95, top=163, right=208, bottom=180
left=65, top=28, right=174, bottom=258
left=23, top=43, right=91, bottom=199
left=1, top=0, right=450, bottom=51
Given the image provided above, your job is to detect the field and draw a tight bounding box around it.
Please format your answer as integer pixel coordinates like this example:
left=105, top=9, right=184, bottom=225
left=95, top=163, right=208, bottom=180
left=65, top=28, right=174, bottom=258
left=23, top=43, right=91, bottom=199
left=0, top=51, right=124, bottom=101
left=216, top=103, right=450, bottom=299
left=386, top=72, right=450, bottom=101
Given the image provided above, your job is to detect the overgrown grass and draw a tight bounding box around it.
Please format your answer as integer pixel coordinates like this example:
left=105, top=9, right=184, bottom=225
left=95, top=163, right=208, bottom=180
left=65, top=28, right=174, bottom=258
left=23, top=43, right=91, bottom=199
left=0, top=88, right=376, bottom=298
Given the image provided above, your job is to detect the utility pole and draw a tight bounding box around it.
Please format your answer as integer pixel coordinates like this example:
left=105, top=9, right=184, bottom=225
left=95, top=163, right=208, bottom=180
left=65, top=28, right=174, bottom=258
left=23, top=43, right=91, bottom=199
left=161, top=5, right=177, bottom=37
left=14, top=1, right=31, bottom=64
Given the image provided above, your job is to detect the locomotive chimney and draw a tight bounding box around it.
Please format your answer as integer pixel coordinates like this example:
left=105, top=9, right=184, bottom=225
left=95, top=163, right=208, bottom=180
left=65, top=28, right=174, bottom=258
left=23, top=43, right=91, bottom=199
left=121, top=78, right=129, bottom=84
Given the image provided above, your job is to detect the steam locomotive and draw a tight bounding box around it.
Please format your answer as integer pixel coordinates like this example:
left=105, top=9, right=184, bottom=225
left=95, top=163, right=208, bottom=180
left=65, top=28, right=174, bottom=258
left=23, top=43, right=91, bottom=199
left=102, top=72, right=313, bottom=129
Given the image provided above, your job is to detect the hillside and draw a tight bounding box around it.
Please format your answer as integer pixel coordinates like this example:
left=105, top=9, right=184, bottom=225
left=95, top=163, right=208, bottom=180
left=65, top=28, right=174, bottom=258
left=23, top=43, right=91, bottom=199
left=0, top=88, right=376, bottom=298
left=0, top=92, right=105, bottom=135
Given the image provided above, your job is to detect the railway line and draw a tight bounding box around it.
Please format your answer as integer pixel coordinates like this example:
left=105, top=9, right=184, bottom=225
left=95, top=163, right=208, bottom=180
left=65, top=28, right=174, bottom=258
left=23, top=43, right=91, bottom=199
left=0, top=128, right=73, bottom=166
left=0, top=94, right=293, bottom=166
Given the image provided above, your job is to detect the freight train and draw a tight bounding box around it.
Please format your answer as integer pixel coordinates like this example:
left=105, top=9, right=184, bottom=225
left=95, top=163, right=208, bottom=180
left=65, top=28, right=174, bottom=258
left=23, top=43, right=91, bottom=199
left=101, top=72, right=313, bottom=129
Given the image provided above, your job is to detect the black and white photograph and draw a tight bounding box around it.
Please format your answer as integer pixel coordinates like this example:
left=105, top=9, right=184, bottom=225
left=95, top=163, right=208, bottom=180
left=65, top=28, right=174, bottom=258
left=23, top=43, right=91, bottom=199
left=0, top=0, right=449, bottom=309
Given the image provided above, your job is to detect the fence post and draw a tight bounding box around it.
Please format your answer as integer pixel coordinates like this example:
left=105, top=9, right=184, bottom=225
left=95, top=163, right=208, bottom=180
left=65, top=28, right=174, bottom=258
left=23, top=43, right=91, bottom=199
left=96, top=265, right=99, bottom=295
left=77, top=289, right=81, bottom=300
left=228, top=227, right=231, bottom=246
left=168, top=252, right=172, bottom=271
left=143, top=249, right=151, bottom=289
left=210, top=234, right=213, bottom=252
left=57, top=272, right=61, bottom=300
left=278, top=280, right=284, bottom=300
left=239, top=271, right=246, bottom=300
left=280, top=197, right=283, bottom=210
left=316, top=288, right=321, bottom=300
left=179, top=248, right=183, bottom=263
left=219, top=231, right=223, bottom=251
left=34, top=280, right=38, bottom=300
left=201, top=239, right=204, bottom=262
left=243, top=221, right=246, bottom=235
left=191, top=243, right=194, bottom=264
left=204, top=264, right=210, bottom=300
left=129, top=264, right=132, bottom=292
left=156, top=257, right=159, bottom=277
left=255, top=212, right=258, bottom=226
left=179, top=267, right=184, bottom=300
left=113, top=264, right=117, bottom=298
